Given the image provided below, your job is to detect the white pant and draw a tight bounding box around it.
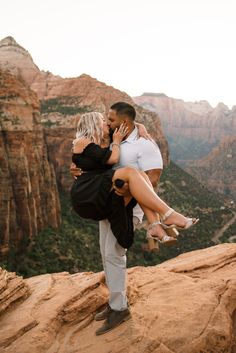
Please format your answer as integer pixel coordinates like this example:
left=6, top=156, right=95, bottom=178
left=99, top=217, right=140, bottom=311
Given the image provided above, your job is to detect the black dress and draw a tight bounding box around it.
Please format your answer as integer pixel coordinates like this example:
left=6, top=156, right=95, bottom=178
left=70, top=143, right=136, bottom=248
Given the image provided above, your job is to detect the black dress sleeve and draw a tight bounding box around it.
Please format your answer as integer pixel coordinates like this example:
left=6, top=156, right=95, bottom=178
left=83, top=143, right=112, bottom=165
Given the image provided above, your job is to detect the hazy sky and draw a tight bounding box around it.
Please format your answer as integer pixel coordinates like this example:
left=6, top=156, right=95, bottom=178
left=1, top=0, right=236, bottom=108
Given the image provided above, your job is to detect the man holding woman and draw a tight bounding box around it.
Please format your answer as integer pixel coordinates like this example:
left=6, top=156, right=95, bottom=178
left=71, top=102, right=198, bottom=335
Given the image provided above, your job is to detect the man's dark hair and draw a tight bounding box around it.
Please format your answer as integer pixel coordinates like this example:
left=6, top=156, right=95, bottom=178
left=110, top=102, right=136, bottom=121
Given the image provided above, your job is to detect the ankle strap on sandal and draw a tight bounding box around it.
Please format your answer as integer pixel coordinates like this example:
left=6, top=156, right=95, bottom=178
left=162, top=208, right=174, bottom=221
left=148, top=221, right=161, bottom=229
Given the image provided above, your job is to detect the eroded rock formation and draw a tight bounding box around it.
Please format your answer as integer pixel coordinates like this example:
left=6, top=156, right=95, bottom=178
left=0, top=268, right=30, bottom=316
left=0, top=244, right=235, bottom=353
left=0, top=70, right=61, bottom=254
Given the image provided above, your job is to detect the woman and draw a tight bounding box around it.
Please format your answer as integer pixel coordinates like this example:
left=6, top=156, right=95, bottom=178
left=71, top=112, right=198, bottom=250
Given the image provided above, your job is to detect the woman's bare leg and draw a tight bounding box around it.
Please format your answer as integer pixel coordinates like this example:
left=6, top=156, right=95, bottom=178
left=114, top=169, right=163, bottom=228
left=135, top=171, right=170, bottom=240
left=113, top=167, right=189, bottom=227
left=113, top=167, right=169, bottom=213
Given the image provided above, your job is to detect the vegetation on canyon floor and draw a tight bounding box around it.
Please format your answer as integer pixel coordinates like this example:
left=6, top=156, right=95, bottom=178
left=40, top=97, right=92, bottom=116
left=166, top=134, right=218, bottom=162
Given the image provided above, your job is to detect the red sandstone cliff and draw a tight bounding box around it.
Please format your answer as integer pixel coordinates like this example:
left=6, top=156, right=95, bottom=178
left=0, top=70, right=61, bottom=254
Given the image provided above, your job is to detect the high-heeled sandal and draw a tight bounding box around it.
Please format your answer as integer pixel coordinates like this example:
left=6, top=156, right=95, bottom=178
left=161, top=208, right=199, bottom=231
left=146, top=233, right=160, bottom=251
left=163, top=226, right=179, bottom=238
left=146, top=221, right=177, bottom=250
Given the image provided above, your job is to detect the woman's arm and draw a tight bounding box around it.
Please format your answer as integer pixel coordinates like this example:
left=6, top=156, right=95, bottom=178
left=106, top=123, right=128, bottom=164
left=106, top=142, right=120, bottom=165
left=72, top=123, right=128, bottom=165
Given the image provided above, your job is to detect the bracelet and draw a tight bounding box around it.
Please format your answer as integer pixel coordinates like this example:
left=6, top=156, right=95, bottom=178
left=111, top=142, right=120, bottom=148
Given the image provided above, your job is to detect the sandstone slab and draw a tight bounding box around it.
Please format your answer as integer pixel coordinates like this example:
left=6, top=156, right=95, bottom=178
left=0, top=244, right=235, bottom=353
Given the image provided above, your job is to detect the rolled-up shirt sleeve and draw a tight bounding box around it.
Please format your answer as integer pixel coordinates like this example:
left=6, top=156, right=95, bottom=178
left=137, top=140, right=163, bottom=171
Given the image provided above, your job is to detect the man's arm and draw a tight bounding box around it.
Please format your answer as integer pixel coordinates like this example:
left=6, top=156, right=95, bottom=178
left=138, top=139, right=163, bottom=187
left=145, top=168, right=162, bottom=187
left=113, top=141, right=163, bottom=196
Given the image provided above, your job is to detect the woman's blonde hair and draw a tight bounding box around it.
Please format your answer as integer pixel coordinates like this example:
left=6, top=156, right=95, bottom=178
left=76, top=112, right=104, bottom=145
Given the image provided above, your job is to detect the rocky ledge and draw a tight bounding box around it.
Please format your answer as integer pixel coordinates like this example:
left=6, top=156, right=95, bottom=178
left=0, top=243, right=236, bottom=353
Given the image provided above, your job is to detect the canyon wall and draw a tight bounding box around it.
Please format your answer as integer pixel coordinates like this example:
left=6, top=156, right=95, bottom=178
left=0, top=70, right=61, bottom=254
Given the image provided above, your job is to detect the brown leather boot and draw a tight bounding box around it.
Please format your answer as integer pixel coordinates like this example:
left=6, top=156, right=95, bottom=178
left=95, top=308, right=131, bottom=335
left=94, top=305, right=112, bottom=321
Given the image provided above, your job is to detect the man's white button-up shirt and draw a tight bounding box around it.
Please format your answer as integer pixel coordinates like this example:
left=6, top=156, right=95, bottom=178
left=113, top=127, right=163, bottom=222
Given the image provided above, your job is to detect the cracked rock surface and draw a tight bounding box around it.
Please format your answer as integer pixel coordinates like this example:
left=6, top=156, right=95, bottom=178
left=0, top=244, right=236, bottom=353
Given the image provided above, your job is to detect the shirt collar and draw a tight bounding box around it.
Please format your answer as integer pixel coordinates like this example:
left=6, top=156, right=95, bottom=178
left=121, top=126, right=138, bottom=144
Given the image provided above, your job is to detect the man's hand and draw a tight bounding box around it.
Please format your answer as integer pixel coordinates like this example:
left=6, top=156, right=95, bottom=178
left=145, top=169, right=162, bottom=187
left=113, top=182, right=131, bottom=197
left=70, top=163, right=83, bottom=179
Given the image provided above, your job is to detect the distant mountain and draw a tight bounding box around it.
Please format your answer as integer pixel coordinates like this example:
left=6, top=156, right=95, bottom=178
left=186, top=136, right=236, bottom=200
left=134, top=93, right=236, bottom=162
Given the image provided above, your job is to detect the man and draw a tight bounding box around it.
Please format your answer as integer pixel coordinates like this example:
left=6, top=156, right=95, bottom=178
left=71, top=102, right=163, bottom=335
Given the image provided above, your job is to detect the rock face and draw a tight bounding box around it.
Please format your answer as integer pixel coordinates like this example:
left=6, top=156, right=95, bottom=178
left=0, top=36, right=60, bottom=98
left=187, top=136, right=236, bottom=200
left=0, top=268, right=30, bottom=316
left=0, top=70, right=61, bottom=254
left=0, top=244, right=235, bottom=353
left=0, top=37, right=169, bottom=191
left=0, top=37, right=37, bottom=79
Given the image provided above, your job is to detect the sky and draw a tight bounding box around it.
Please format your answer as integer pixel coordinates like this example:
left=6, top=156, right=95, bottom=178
left=1, top=0, right=236, bottom=108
